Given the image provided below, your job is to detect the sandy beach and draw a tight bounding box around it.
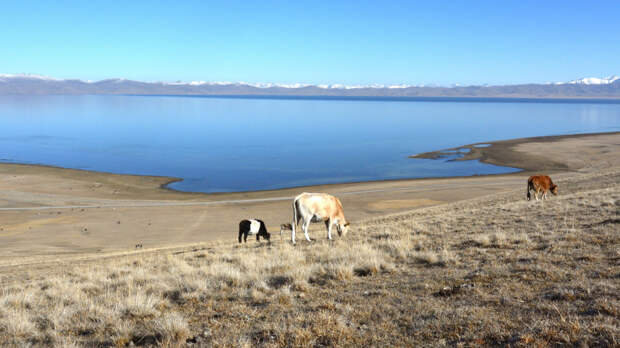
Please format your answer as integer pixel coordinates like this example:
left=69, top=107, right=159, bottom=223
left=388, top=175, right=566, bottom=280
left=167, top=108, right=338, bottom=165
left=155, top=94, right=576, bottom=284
left=0, top=131, right=618, bottom=265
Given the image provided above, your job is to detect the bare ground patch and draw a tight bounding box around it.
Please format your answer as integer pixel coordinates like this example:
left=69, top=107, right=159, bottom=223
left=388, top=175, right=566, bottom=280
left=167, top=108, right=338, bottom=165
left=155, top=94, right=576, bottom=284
left=367, top=198, right=442, bottom=211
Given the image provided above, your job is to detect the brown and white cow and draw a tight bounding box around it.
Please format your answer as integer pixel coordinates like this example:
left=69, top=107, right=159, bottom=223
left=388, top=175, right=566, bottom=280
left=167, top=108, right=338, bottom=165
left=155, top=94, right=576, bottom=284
left=527, top=175, right=558, bottom=201
left=292, top=192, right=349, bottom=244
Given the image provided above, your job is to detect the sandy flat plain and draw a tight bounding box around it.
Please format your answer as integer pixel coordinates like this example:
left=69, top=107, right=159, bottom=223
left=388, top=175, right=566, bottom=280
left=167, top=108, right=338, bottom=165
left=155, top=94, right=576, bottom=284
left=0, top=132, right=618, bottom=266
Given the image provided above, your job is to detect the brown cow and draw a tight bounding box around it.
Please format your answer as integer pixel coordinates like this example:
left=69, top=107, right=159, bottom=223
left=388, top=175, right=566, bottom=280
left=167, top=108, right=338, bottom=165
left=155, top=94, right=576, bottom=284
left=527, top=175, right=558, bottom=201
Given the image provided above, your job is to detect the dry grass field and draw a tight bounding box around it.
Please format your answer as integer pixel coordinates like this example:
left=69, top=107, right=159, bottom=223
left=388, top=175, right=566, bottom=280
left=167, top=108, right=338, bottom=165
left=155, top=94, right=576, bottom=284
left=0, top=168, right=618, bottom=347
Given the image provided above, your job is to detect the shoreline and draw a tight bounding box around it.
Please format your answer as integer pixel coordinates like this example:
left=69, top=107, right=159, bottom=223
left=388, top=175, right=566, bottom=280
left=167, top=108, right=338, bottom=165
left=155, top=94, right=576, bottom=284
left=128, top=94, right=620, bottom=103
left=0, top=149, right=528, bottom=199
left=0, top=131, right=617, bottom=198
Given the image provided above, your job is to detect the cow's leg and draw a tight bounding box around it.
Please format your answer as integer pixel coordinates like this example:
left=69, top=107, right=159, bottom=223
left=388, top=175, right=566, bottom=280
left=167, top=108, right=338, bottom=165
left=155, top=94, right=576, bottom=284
left=239, top=230, right=243, bottom=243
left=292, top=220, right=297, bottom=244
left=527, top=186, right=531, bottom=201
left=244, top=231, right=248, bottom=243
left=535, top=190, right=540, bottom=201
left=325, top=220, right=333, bottom=240
left=303, top=219, right=312, bottom=242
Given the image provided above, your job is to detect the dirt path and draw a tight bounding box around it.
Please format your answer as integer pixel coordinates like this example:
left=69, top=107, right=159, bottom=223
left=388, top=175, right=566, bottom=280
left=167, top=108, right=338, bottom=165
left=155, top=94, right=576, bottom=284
left=0, top=179, right=516, bottom=211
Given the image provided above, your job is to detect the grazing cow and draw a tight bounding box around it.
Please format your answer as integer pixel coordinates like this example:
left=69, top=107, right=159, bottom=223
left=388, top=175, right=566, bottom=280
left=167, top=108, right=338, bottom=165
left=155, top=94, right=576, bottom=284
left=238, top=219, right=271, bottom=243
left=527, top=175, right=558, bottom=201
left=292, top=192, right=350, bottom=244
left=279, top=223, right=292, bottom=238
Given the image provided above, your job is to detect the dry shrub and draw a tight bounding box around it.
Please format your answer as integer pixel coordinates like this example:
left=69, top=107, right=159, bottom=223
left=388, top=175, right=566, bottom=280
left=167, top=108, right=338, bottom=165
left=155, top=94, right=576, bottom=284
left=152, top=312, right=190, bottom=345
left=412, top=248, right=456, bottom=267
left=121, top=294, right=160, bottom=319
left=1, top=308, right=36, bottom=339
left=208, top=261, right=244, bottom=289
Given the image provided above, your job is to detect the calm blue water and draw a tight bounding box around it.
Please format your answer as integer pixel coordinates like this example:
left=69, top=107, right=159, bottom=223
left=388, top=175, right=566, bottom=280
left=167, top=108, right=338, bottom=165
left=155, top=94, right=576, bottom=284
left=0, top=95, right=619, bottom=193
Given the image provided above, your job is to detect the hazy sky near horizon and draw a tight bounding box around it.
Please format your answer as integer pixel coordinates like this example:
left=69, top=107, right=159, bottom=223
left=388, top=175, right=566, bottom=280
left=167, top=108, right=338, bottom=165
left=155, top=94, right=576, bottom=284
left=2, top=1, right=619, bottom=86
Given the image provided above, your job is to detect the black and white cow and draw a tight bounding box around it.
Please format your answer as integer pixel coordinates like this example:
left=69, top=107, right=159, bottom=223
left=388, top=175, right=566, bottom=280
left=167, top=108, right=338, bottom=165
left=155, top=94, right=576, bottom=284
left=238, top=219, right=271, bottom=243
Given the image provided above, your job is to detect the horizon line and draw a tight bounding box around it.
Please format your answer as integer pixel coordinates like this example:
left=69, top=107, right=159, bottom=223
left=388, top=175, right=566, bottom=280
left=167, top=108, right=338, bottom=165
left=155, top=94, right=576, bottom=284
left=2, top=73, right=619, bottom=89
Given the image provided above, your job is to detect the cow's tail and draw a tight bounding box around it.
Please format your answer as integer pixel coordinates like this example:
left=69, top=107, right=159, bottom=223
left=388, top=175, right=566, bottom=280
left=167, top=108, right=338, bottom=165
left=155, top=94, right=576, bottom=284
left=291, top=197, right=300, bottom=243
left=526, top=177, right=533, bottom=201
left=292, top=197, right=299, bottom=228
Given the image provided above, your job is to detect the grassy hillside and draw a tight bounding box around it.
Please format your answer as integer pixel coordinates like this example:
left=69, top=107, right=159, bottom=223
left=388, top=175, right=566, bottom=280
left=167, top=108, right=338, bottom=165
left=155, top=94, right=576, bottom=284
left=0, top=169, right=618, bottom=347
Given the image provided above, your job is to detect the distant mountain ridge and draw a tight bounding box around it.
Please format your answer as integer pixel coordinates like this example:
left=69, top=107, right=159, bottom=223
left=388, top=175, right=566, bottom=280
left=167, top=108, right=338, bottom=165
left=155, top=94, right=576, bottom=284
left=1, top=73, right=619, bottom=99
left=557, top=75, right=619, bottom=85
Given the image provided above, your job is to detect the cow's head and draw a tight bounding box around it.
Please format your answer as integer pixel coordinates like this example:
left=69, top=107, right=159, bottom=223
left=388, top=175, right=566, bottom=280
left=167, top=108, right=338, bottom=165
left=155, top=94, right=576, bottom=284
left=551, top=184, right=559, bottom=195
left=337, top=221, right=350, bottom=237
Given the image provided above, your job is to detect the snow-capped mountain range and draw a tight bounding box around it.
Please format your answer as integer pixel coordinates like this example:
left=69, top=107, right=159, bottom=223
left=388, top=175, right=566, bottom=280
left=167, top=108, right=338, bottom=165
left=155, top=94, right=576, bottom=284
left=0, top=74, right=425, bottom=89
left=1, top=73, right=619, bottom=98
left=557, top=75, right=620, bottom=85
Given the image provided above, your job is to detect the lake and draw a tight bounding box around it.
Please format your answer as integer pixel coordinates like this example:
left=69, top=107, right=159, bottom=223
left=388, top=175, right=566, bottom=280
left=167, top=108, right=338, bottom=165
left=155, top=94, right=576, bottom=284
left=0, top=95, right=619, bottom=193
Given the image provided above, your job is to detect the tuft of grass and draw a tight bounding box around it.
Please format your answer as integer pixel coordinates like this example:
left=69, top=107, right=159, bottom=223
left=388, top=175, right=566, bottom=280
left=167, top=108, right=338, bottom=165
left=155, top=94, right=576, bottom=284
left=412, top=248, right=456, bottom=267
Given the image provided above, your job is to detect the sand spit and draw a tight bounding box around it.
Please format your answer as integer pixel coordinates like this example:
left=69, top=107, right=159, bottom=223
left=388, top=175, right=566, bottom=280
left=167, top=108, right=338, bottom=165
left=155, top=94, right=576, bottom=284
left=411, top=131, right=620, bottom=173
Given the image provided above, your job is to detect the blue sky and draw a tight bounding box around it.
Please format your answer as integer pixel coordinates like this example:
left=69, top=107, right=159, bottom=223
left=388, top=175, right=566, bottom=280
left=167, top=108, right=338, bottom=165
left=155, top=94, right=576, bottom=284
left=2, top=1, right=619, bottom=85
